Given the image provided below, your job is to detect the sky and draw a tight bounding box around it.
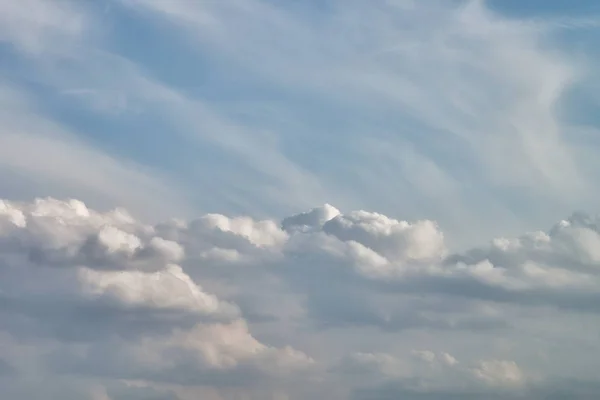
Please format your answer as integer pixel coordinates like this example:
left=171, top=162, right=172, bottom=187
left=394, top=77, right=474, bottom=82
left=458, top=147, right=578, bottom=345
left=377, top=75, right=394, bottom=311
left=1, top=0, right=600, bottom=399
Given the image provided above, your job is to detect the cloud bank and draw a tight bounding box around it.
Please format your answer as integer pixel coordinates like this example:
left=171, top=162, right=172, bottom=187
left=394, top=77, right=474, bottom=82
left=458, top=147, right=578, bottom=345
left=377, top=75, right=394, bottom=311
left=0, top=197, right=599, bottom=398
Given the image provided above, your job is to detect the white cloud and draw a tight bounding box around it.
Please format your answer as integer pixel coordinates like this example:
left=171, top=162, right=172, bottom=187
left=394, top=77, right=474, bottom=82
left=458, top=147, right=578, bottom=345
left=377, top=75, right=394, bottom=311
left=321, top=211, right=446, bottom=262
left=131, top=318, right=314, bottom=373
left=0, top=0, right=87, bottom=55
left=77, top=264, right=238, bottom=317
left=472, top=359, right=524, bottom=387
left=0, top=197, right=598, bottom=398
left=281, top=204, right=340, bottom=233
left=0, top=197, right=315, bottom=400
left=199, top=214, right=288, bottom=248
left=341, top=349, right=524, bottom=395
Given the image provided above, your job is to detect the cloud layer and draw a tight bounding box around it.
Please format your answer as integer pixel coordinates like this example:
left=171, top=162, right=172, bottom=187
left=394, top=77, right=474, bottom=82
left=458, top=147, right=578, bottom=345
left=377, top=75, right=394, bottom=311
left=0, top=197, right=599, bottom=398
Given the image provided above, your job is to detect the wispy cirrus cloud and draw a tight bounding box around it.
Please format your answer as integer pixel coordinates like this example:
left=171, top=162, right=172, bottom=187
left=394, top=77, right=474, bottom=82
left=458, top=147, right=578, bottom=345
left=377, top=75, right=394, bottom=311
left=113, top=0, right=600, bottom=244
left=0, top=0, right=335, bottom=219
left=0, top=82, right=194, bottom=221
left=3, top=0, right=600, bottom=242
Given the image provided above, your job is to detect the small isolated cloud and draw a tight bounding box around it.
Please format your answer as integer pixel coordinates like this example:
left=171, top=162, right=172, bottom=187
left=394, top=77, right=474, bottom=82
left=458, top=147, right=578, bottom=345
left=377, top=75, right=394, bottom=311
left=472, top=360, right=525, bottom=387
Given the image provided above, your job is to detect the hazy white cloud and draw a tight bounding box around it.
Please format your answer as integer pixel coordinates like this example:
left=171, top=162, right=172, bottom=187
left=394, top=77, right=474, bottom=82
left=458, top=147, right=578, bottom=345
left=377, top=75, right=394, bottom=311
left=0, top=0, right=88, bottom=55
left=0, top=0, right=334, bottom=219
left=0, top=82, right=195, bottom=221
left=472, top=359, right=524, bottom=387
left=341, top=349, right=527, bottom=398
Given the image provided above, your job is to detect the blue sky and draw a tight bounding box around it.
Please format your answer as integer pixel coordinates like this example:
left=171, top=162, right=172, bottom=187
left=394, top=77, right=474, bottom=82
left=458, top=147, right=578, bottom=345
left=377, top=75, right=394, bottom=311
left=4, top=1, right=600, bottom=399
left=489, top=0, right=600, bottom=17
left=2, top=0, right=600, bottom=248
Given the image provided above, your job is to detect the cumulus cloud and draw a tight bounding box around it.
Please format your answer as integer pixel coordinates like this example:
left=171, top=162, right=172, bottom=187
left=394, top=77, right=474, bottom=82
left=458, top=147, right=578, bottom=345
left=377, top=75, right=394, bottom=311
left=281, top=203, right=340, bottom=233
left=472, top=360, right=524, bottom=387
left=322, top=211, right=446, bottom=262
left=0, top=197, right=314, bottom=399
left=279, top=204, right=600, bottom=316
left=340, top=349, right=526, bottom=398
left=1, top=197, right=600, bottom=398
left=77, top=264, right=237, bottom=316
